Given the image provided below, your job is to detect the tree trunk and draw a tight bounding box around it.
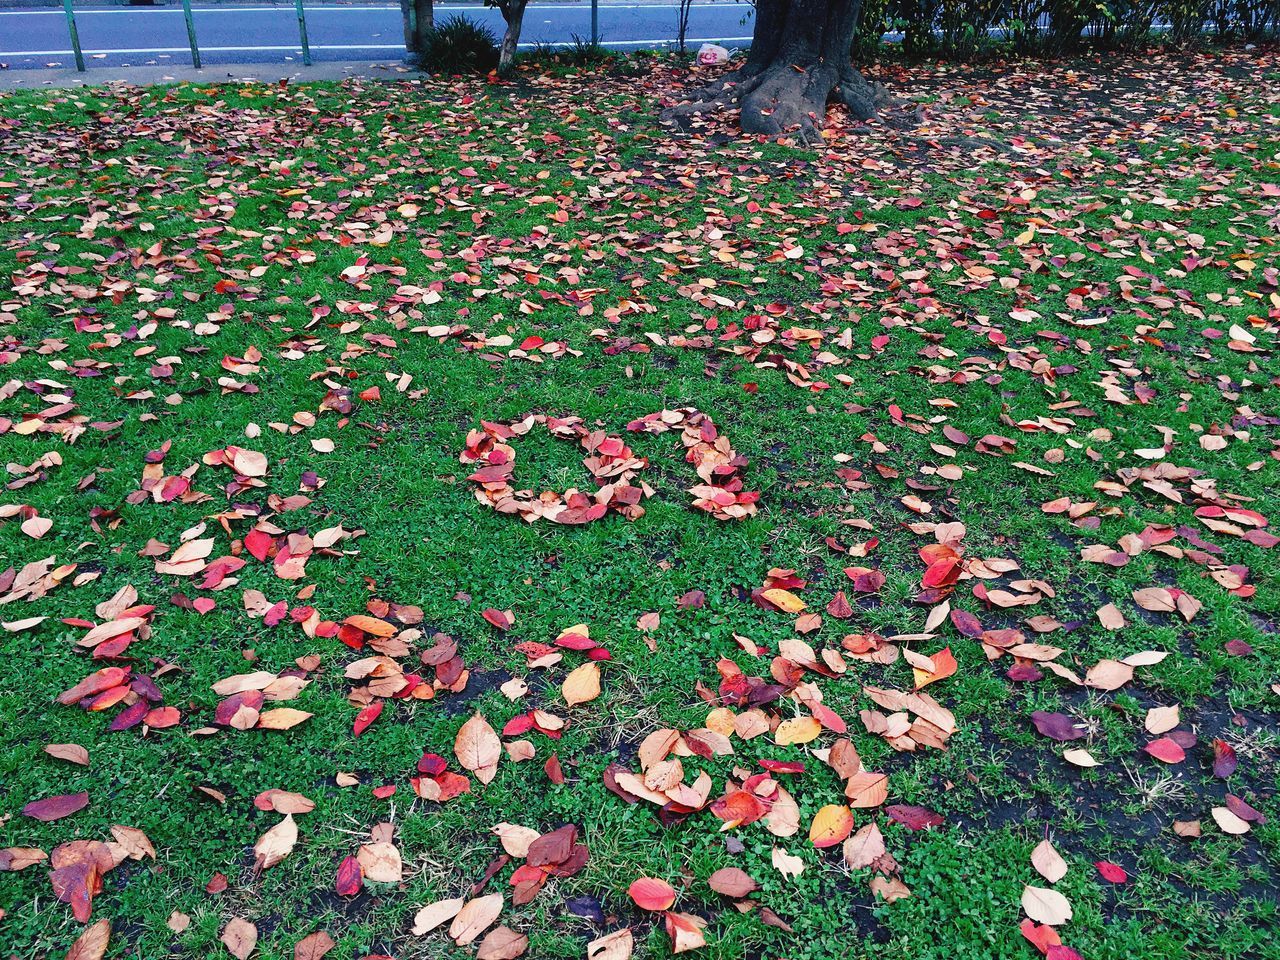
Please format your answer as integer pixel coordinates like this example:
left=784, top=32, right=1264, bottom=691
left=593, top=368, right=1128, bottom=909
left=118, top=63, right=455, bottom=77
left=400, top=0, right=434, bottom=54
left=497, top=0, right=528, bottom=73
left=666, top=0, right=892, bottom=144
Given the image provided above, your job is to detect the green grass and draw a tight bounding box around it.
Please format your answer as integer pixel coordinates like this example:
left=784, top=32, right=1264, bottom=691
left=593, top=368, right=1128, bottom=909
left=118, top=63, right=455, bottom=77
left=0, top=49, right=1278, bottom=960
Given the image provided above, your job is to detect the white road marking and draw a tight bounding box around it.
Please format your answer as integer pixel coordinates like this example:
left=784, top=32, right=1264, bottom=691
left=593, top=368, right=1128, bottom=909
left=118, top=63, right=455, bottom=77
left=0, top=4, right=744, bottom=15
left=0, top=36, right=753, bottom=57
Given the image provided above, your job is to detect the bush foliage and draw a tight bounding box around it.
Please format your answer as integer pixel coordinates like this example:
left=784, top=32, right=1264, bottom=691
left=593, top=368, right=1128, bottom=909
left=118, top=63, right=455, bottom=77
left=419, top=15, right=499, bottom=74
left=855, top=0, right=1279, bottom=57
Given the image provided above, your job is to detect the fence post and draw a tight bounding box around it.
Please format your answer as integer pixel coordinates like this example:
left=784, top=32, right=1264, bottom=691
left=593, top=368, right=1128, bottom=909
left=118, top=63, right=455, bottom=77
left=180, top=0, right=202, bottom=68
left=591, top=0, right=598, bottom=44
left=295, top=0, right=312, bottom=65
left=61, top=0, right=85, bottom=72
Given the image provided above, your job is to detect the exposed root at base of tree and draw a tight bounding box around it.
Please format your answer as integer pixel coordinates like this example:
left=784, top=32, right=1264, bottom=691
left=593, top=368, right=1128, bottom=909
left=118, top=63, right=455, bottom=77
left=664, top=62, right=909, bottom=146
left=664, top=64, right=1018, bottom=158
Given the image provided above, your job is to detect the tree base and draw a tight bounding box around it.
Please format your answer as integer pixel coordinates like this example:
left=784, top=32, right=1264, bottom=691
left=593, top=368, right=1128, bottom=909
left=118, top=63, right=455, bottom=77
left=665, top=60, right=901, bottom=145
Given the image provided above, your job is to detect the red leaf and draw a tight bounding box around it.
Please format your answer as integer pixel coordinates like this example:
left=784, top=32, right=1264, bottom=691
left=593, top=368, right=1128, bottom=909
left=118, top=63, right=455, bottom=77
left=1211, top=739, right=1238, bottom=778
left=886, top=804, right=944, bottom=831
left=1095, top=861, right=1128, bottom=883
left=950, top=609, right=984, bottom=638
left=22, top=792, right=89, bottom=822
left=628, top=877, right=676, bottom=911
left=353, top=701, right=383, bottom=738
left=1020, top=918, right=1061, bottom=955
left=1031, top=712, right=1084, bottom=742
left=482, top=608, right=512, bottom=631
left=335, top=855, right=363, bottom=896
left=1143, top=737, right=1185, bottom=763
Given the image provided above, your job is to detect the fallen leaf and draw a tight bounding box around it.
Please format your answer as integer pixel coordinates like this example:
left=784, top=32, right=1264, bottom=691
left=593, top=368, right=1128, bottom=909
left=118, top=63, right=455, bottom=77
left=254, top=814, right=298, bottom=870
left=628, top=876, right=676, bottom=911
left=808, top=804, right=854, bottom=847
left=412, top=897, right=465, bottom=935
left=22, top=792, right=89, bottom=822
left=476, top=926, right=528, bottom=960
left=455, top=711, right=501, bottom=785
left=449, top=893, right=504, bottom=945
left=707, top=866, right=757, bottom=898
left=587, top=928, right=633, bottom=960
left=293, top=931, right=336, bottom=960
left=842, top=822, right=885, bottom=869
left=1031, top=839, right=1067, bottom=884
left=221, top=917, right=258, bottom=960
left=562, top=661, right=601, bottom=706
left=1021, top=885, right=1072, bottom=925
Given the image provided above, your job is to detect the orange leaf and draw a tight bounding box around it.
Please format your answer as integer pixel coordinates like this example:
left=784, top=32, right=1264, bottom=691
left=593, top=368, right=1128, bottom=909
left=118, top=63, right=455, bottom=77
left=808, top=804, right=853, bottom=848
left=628, top=877, right=676, bottom=911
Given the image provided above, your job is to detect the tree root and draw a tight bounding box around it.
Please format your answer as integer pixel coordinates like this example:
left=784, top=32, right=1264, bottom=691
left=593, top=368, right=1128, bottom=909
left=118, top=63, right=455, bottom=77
left=663, top=61, right=911, bottom=145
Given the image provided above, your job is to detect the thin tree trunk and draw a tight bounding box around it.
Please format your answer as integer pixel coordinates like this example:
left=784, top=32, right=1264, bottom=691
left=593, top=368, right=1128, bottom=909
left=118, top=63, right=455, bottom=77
left=498, top=0, right=528, bottom=73
left=401, top=0, right=434, bottom=53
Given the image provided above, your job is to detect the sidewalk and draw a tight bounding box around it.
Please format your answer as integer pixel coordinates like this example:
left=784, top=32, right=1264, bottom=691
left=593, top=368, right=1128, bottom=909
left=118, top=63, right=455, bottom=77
left=1, top=57, right=411, bottom=87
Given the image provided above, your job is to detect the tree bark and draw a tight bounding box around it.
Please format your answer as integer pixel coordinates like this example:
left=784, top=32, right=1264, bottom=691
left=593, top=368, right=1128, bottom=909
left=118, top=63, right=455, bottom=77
left=665, top=0, right=893, bottom=144
left=497, top=0, right=528, bottom=73
left=400, top=0, right=434, bottom=54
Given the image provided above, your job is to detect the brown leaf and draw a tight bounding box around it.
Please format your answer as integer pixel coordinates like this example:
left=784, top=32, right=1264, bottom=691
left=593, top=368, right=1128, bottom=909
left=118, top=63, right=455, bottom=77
left=1083, top=659, right=1133, bottom=691
left=356, top=841, right=402, bottom=883
left=455, top=712, right=501, bottom=785
left=22, top=792, right=89, bottom=822
left=842, top=822, right=885, bottom=870
left=664, top=911, right=707, bottom=953
left=1096, top=604, right=1125, bottom=630
left=707, top=866, right=757, bottom=898
left=254, top=814, right=298, bottom=870
left=256, top=708, right=313, bottom=730
left=0, top=847, right=47, bottom=872
left=293, top=931, right=335, bottom=960
left=254, top=790, right=315, bottom=815
left=476, top=926, right=528, bottom=960
left=167, top=912, right=191, bottom=933
left=412, top=897, right=465, bottom=935
left=562, top=661, right=601, bottom=707
left=449, top=893, right=504, bottom=946
left=1144, top=705, right=1180, bottom=734
left=844, top=771, right=889, bottom=808
left=1021, top=885, right=1072, bottom=925
left=221, top=917, right=258, bottom=960
left=110, top=825, right=156, bottom=860
left=45, top=743, right=90, bottom=766
left=587, top=929, right=634, bottom=960
left=1031, top=839, right=1067, bottom=884
left=492, top=823, right=541, bottom=858
left=65, top=918, right=111, bottom=960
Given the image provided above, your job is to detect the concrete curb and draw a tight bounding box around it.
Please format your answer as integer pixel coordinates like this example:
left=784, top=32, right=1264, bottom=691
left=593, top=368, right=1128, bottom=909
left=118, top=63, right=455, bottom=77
left=1, top=57, right=414, bottom=87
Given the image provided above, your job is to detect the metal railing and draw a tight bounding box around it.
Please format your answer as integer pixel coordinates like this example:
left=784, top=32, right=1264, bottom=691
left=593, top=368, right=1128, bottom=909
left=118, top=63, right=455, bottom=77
left=49, top=0, right=609, bottom=72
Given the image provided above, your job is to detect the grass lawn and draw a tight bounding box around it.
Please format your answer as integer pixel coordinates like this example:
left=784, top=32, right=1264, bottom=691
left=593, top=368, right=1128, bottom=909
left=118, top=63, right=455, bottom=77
left=1, top=46, right=1278, bottom=960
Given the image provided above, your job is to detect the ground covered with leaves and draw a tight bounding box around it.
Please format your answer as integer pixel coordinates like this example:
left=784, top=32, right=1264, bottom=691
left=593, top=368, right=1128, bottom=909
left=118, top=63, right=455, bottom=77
left=1, top=47, right=1279, bottom=960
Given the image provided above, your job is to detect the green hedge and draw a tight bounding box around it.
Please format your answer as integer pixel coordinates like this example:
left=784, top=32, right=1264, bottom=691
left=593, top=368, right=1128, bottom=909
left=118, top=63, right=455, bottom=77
left=852, top=0, right=1279, bottom=58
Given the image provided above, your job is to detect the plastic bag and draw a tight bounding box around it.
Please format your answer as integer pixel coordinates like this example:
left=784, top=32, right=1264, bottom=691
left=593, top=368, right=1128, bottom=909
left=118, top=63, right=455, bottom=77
left=696, top=43, right=730, bottom=65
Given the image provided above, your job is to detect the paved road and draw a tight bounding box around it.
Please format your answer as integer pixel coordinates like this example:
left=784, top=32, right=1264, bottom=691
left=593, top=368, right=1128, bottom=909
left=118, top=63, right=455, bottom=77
left=0, top=2, right=756, bottom=70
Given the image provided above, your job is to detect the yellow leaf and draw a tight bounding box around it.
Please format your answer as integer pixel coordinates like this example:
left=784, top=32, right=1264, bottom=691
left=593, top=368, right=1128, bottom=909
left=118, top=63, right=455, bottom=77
left=774, top=716, right=821, bottom=745
left=562, top=661, right=601, bottom=707
left=762, top=588, right=806, bottom=613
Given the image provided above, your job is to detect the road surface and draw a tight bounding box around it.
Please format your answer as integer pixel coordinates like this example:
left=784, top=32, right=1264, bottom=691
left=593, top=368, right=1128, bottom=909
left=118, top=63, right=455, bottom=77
left=0, top=2, right=757, bottom=70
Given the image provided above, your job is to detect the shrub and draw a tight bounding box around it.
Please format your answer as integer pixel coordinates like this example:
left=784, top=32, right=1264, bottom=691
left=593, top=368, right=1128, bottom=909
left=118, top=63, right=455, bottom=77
left=419, top=15, right=499, bottom=74
left=863, top=0, right=1277, bottom=60
left=524, top=34, right=612, bottom=68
